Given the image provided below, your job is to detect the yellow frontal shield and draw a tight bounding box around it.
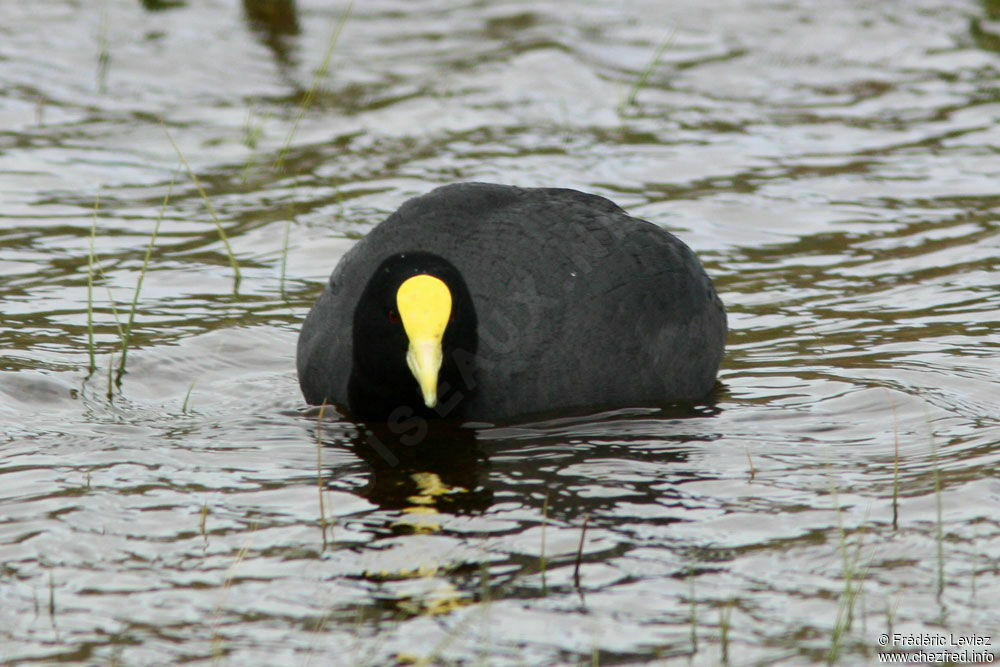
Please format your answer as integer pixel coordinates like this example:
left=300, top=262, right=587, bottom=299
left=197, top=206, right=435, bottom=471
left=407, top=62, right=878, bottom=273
left=396, top=274, right=452, bottom=408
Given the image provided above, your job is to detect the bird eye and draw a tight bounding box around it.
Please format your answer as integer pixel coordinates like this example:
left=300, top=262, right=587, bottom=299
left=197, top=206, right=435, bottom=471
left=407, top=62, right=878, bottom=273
left=387, top=309, right=400, bottom=323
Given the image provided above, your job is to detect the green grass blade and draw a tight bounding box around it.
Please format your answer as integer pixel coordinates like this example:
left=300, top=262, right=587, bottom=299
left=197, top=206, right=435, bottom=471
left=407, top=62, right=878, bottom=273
left=932, top=433, right=945, bottom=599
left=621, top=29, right=676, bottom=113
left=280, top=219, right=291, bottom=297
left=116, top=170, right=177, bottom=386
left=274, top=1, right=353, bottom=172
left=540, top=486, right=549, bottom=596
left=182, top=381, right=196, bottom=413
left=162, top=123, right=242, bottom=291
left=87, top=192, right=100, bottom=374
left=316, top=401, right=330, bottom=550
left=89, top=240, right=128, bottom=399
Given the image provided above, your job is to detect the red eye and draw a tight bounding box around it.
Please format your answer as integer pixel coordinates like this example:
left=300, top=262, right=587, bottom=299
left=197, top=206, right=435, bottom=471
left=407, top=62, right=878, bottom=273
left=388, top=309, right=400, bottom=323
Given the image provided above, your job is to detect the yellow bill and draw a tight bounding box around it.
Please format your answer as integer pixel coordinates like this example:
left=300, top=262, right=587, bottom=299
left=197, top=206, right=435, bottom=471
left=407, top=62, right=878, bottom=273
left=396, top=274, right=452, bottom=408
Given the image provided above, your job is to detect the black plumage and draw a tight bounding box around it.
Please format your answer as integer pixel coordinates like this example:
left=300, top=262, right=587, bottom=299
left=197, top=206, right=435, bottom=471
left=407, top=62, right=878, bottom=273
left=297, top=182, right=726, bottom=422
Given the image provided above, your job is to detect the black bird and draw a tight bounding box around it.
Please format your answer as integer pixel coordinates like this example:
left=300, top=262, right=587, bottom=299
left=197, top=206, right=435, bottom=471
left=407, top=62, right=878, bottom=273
left=297, top=182, right=726, bottom=423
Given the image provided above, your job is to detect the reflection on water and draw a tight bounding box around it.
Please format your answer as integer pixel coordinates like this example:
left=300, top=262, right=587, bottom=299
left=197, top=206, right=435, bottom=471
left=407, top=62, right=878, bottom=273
left=0, top=0, right=998, bottom=664
left=334, top=406, right=710, bottom=515
left=243, top=0, right=301, bottom=68
left=340, top=420, right=493, bottom=513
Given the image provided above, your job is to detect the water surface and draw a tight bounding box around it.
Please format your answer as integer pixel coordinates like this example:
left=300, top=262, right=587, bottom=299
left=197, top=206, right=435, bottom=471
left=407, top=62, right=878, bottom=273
left=1, top=0, right=998, bottom=664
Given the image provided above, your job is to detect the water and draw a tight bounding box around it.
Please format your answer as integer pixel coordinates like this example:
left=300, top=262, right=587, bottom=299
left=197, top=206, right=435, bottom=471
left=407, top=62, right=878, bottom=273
left=2, top=0, right=999, bottom=664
